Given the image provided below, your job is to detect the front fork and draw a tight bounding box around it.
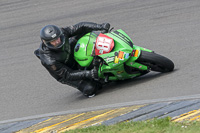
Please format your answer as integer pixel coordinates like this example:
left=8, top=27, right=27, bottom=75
left=125, top=45, right=153, bottom=71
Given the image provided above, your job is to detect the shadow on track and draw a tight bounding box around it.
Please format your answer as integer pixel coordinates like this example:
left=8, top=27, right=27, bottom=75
left=75, top=69, right=177, bottom=99
left=98, top=69, right=177, bottom=95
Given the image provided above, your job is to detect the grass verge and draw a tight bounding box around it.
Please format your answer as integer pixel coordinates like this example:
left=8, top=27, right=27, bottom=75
left=64, top=117, right=200, bottom=133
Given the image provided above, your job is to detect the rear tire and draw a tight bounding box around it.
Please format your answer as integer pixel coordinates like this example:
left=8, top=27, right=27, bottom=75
left=137, top=51, right=174, bottom=72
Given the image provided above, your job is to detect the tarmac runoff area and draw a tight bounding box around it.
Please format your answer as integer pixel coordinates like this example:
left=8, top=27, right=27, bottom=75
left=1, top=95, right=200, bottom=133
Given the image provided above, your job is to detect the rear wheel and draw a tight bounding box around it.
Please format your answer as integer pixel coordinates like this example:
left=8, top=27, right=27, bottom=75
left=136, top=51, right=174, bottom=72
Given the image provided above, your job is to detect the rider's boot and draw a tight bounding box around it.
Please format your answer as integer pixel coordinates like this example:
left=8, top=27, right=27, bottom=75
left=78, top=80, right=102, bottom=98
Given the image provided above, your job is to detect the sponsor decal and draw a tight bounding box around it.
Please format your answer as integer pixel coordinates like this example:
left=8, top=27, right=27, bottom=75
left=95, top=33, right=114, bottom=55
left=125, top=53, right=130, bottom=59
left=103, top=56, right=109, bottom=59
left=118, top=51, right=124, bottom=59
left=113, top=51, right=129, bottom=64
left=116, top=74, right=122, bottom=78
left=99, top=49, right=104, bottom=54
left=134, top=50, right=139, bottom=57
left=131, top=50, right=135, bottom=56
left=117, top=71, right=124, bottom=74
left=130, top=62, right=133, bottom=65
left=114, top=56, right=119, bottom=64
left=51, top=34, right=56, bottom=38
left=106, top=56, right=115, bottom=63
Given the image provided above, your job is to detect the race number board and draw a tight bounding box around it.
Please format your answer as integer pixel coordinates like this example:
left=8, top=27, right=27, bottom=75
left=95, top=33, right=114, bottom=55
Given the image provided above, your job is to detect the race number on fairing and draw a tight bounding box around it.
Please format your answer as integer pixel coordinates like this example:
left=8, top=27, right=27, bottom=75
left=95, top=33, right=114, bottom=55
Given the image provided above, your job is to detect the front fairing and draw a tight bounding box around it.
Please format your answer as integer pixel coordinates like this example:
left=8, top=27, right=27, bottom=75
left=74, top=29, right=153, bottom=80
left=74, top=32, right=97, bottom=67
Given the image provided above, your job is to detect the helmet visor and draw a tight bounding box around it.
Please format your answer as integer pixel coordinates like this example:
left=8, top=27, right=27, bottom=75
left=44, top=34, right=65, bottom=49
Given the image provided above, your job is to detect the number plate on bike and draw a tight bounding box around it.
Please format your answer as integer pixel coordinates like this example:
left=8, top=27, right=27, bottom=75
left=95, top=33, right=114, bottom=55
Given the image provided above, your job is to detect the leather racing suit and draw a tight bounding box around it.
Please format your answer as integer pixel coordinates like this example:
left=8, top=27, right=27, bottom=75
left=34, top=22, right=110, bottom=97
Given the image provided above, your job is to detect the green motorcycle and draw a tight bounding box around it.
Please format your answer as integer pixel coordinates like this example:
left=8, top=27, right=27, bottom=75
left=74, top=29, right=174, bottom=83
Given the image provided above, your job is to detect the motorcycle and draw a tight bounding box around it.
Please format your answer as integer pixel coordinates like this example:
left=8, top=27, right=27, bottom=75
left=74, top=29, right=174, bottom=83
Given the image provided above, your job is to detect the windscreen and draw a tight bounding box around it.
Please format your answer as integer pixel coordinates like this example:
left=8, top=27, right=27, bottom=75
left=86, top=33, right=96, bottom=56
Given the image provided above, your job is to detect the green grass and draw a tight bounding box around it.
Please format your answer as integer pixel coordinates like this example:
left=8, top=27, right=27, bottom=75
left=64, top=117, right=200, bottom=133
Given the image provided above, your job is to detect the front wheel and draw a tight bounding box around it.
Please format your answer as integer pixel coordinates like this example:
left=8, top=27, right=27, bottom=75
left=136, top=51, right=174, bottom=72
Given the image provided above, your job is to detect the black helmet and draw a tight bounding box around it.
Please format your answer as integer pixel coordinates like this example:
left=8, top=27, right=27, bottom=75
left=40, top=25, right=66, bottom=49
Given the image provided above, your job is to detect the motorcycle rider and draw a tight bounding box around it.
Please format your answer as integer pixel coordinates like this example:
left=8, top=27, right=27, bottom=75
left=34, top=22, right=110, bottom=98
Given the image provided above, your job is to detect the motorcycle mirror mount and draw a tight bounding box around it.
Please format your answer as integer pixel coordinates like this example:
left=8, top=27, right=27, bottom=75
left=109, top=27, right=114, bottom=32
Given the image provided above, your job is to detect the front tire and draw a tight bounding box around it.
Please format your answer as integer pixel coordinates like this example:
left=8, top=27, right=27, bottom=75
left=137, top=51, right=174, bottom=72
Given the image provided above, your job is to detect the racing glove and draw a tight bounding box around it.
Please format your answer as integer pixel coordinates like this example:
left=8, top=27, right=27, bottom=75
left=85, top=67, right=99, bottom=80
left=101, top=23, right=110, bottom=33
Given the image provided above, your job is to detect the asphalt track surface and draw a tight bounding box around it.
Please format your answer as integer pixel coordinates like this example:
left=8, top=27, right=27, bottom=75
left=1, top=0, right=200, bottom=122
